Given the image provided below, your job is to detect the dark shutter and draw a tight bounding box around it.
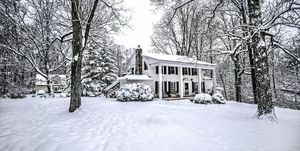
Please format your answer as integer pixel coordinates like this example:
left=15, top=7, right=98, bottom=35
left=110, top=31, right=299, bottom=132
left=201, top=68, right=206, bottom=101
left=176, top=82, right=179, bottom=93
left=168, top=81, right=171, bottom=92
left=175, top=67, right=178, bottom=75
left=164, top=66, right=167, bottom=74
left=192, top=82, right=195, bottom=92
left=164, top=81, right=167, bottom=92
left=156, top=66, right=158, bottom=74
left=155, top=81, right=158, bottom=94
left=168, top=66, right=170, bottom=74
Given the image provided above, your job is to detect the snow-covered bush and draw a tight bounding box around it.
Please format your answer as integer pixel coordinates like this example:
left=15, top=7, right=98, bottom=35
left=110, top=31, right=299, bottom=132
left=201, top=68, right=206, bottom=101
left=9, top=93, right=26, bottom=99
left=212, top=92, right=226, bottom=104
left=193, top=93, right=212, bottom=104
left=116, top=83, right=154, bottom=102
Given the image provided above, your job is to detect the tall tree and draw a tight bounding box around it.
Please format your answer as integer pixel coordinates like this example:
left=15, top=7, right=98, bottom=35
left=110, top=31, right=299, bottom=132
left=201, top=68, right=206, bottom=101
left=247, top=0, right=274, bottom=117
left=69, top=0, right=129, bottom=112
left=69, top=0, right=99, bottom=112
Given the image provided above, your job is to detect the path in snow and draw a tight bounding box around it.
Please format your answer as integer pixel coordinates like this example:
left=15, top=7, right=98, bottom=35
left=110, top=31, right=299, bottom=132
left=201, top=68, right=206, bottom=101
left=0, top=97, right=300, bottom=151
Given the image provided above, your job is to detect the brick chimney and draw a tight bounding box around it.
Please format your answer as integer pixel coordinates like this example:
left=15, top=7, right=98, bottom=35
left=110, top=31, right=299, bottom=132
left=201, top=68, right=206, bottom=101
left=135, top=45, right=143, bottom=75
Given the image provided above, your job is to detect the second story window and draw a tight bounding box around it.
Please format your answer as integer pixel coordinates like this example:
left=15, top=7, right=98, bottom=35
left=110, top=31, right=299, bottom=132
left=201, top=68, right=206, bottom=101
left=169, top=66, right=175, bottom=74
left=192, top=68, right=198, bottom=75
left=156, top=66, right=159, bottom=74
left=183, top=67, right=188, bottom=75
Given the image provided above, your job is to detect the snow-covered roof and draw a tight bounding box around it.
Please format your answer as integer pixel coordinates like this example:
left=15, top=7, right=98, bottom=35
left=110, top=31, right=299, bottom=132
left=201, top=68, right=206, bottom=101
left=142, top=52, right=215, bottom=66
left=118, top=75, right=153, bottom=81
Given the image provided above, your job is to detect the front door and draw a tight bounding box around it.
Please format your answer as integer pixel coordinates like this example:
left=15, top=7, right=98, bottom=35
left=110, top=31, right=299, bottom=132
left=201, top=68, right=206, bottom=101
left=185, top=83, right=189, bottom=95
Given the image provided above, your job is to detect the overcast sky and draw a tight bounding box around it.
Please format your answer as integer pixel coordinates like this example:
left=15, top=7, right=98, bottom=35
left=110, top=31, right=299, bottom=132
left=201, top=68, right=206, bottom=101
left=114, top=0, right=162, bottom=51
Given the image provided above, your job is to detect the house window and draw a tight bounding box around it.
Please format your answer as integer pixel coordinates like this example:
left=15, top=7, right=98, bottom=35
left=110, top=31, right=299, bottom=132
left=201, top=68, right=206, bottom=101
left=156, top=66, right=159, bottom=74
left=192, top=68, right=198, bottom=75
left=169, top=66, right=175, bottom=74
left=183, top=67, right=188, bottom=75
left=131, top=68, right=134, bottom=74
left=170, top=82, right=176, bottom=92
left=144, top=62, right=148, bottom=70
left=53, top=80, right=59, bottom=84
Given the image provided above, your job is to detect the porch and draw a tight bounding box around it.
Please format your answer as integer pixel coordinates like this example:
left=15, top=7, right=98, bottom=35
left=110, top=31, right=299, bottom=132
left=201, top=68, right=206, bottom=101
left=155, top=65, right=217, bottom=99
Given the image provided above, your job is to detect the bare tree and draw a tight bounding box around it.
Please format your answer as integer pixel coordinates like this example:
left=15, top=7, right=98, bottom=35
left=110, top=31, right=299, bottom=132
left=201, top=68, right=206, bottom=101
left=69, top=0, right=129, bottom=112
left=0, top=0, right=70, bottom=94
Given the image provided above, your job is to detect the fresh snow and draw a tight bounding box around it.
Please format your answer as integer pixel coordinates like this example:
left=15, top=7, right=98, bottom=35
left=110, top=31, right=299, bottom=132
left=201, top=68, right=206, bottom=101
left=117, top=83, right=154, bottom=101
left=142, top=52, right=215, bottom=66
left=194, top=93, right=213, bottom=102
left=117, top=75, right=153, bottom=81
left=0, top=97, right=300, bottom=151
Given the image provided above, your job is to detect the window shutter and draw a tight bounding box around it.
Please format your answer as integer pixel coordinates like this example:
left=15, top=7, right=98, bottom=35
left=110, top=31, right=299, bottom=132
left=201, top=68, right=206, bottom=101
left=192, top=82, right=195, bottom=92
left=164, top=81, right=167, bottom=92
left=176, top=82, right=179, bottom=93
left=168, top=66, right=170, bottom=74
left=155, top=81, right=158, bottom=94
left=156, top=66, right=158, bottom=74
left=175, top=67, right=178, bottom=75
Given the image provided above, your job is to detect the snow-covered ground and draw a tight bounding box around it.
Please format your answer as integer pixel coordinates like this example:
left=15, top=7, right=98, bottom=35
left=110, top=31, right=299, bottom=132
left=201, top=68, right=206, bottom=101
left=0, top=97, right=300, bottom=151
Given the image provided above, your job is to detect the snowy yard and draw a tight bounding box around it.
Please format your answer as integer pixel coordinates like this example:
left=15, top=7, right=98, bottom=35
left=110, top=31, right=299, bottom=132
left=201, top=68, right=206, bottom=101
left=0, top=97, right=300, bottom=151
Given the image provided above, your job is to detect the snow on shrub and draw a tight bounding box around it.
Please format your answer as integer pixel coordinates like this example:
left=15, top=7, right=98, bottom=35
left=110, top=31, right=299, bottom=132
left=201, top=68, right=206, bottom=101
left=117, top=83, right=154, bottom=102
left=212, top=92, right=226, bottom=104
left=193, top=93, right=212, bottom=104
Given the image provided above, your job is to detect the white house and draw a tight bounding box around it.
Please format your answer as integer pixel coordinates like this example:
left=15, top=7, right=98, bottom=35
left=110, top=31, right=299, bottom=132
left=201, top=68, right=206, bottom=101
left=35, top=74, right=66, bottom=93
left=106, top=46, right=217, bottom=99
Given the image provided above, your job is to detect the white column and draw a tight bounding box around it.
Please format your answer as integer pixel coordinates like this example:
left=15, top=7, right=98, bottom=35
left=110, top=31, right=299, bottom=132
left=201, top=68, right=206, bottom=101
left=179, top=66, right=183, bottom=98
left=213, top=68, right=217, bottom=93
left=159, top=65, right=163, bottom=99
left=198, top=68, right=202, bottom=94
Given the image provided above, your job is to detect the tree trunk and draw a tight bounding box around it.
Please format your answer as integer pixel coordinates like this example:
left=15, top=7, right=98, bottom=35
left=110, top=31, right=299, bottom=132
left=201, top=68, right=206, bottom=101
left=270, top=47, right=278, bottom=100
left=240, top=0, right=258, bottom=104
left=220, top=74, right=228, bottom=100
left=45, top=7, right=52, bottom=94
left=233, top=56, right=242, bottom=102
left=248, top=0, right=274, bottom=117
left=46, top=76, right=53, bottom=94
left=69, top=0, right=83, bottom=112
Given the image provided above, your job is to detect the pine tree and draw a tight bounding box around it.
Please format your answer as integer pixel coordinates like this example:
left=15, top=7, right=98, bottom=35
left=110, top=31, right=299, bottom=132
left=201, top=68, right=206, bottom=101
left=81, top=43, right=106, bottom=96
left=100, top=44, right=118, bottom=88
left=81, top=41, right=118, bottom=96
